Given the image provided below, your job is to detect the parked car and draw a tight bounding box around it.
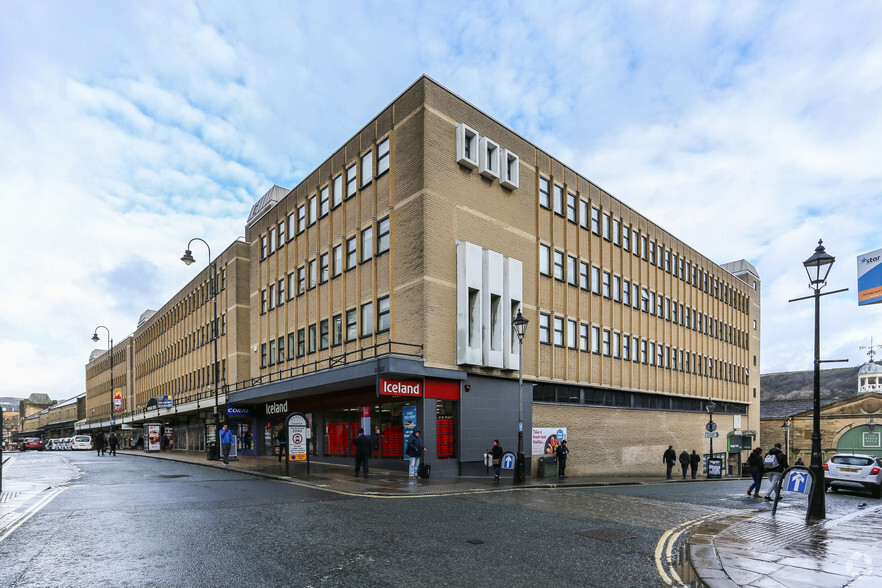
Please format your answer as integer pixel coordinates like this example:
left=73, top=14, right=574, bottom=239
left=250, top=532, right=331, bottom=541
left=45, top=439, right=58, bottom=451
left=71, top=435, right=93, bottom=450
left=825, top=453, right=882, bottom=498
left=21, top=438, right=45, bottom=451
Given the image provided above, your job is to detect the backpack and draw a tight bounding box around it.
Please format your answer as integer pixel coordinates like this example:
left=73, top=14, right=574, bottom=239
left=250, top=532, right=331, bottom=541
left=763, top=453, right=779, bottom=470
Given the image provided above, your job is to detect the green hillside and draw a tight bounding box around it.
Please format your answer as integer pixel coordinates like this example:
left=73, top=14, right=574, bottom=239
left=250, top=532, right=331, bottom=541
left=760, top=366, right=861, bottom=402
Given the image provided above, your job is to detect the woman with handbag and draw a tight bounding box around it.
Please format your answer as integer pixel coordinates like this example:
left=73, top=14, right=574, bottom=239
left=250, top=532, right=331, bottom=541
left=490, top=440, right=503, bottom=481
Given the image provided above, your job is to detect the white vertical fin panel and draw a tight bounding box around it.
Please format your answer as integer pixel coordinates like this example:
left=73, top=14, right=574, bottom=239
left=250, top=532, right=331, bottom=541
left=456, top=241, right=484, bottom=365
left=504, top=257, right=523, bottom=370
left=483, top=249, right=504, bottom=368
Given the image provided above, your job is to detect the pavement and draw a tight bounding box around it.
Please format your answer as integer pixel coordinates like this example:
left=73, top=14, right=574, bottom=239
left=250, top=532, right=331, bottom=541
left=4, top=449, right=882, bottom=587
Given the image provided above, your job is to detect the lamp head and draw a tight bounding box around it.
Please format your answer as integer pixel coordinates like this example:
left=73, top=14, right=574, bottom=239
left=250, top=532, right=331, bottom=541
left=706, top=400, right=716, bottom=413
left=181, top=249, right=196, bottom=265
left=91, top=333, right=99, bottom=342
left=803, top=239, right=835, bottom=288
left=512, top=310, right=529, bottom=341
left=870, top=417, right=876, bottom=433
left=782, top=421, right=790, bottom=431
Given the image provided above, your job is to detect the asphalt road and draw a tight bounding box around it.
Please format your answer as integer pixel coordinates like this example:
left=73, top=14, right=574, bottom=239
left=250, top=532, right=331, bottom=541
left=1, top=452, right=875, bottom=587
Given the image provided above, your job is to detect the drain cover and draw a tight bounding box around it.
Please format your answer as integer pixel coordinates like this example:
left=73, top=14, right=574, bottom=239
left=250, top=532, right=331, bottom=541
left=466, top=539, right=485, bottom=545
left=575, top=529, right=637, bottom=542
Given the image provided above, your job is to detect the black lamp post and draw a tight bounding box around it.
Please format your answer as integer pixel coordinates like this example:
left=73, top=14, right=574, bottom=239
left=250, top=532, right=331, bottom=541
left=512, top=310, right=529, bottom=484
left=706, top=400, right=716, bottom=476
left=781, top=421, right=790, bottom=459
left=803, top=239, right=835, bottom=520
left=92, top=325, right=113, bottom=431
left=182, top=238, right=221, bottom=460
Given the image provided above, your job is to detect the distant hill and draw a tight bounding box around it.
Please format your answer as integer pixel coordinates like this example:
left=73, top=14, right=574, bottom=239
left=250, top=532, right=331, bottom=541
left=760, top=366, right=861, bottom=402
left=0, top=396, right=23, bottom=412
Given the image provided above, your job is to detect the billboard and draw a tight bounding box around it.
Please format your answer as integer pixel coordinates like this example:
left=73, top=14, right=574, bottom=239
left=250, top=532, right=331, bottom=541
left=858, top=248, right=882, bottom=306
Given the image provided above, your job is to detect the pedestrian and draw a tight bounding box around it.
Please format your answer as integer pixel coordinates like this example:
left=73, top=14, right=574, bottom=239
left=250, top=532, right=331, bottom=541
left=406, top=427, right=425, bottom=479
left=107, top=432, right=118, bottom=456
left=95, top=431, right=105, bottom=456
left=762, top=443, right=788, bottom=501
left=689, top=450, right=701, bottom=478
left=243, top=431, right=252, bottom=450
left=794, top=457, right=804, bottom=466
left=352, top=428, right=375, bottom=478
left=663, top=445, right=676, bottom=479
left=556, top=439, right=569, bottom=478
left=160, top=433, right=169, bottom=451
left=746, top=446, right=764, bottom=497
left=276, top=427, right=287, bottom=462
left=218, top=423, right=234, bottom=466
left=135, top=435, right=144, bottom=450
left=679, top=449, right=690, bottom=479
left=489, top=440, right=503, bottom=481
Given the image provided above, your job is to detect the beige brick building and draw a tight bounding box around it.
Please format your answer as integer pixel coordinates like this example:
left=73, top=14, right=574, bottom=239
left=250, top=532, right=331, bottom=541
left=82, top=76, right=760, bottom=476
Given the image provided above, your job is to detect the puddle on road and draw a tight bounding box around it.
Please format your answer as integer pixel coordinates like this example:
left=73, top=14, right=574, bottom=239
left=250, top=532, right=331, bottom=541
left=669, top=540, right=705, bottom=587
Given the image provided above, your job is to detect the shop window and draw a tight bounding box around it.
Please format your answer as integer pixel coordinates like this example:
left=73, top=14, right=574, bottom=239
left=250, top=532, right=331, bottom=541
left=436, top=400, right=456, bottom=459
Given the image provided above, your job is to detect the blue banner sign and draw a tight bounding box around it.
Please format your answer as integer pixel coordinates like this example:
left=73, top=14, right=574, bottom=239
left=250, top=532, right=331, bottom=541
left=858, top=247, right=882, bottom=306
left=157, top=395, right=173, bottom=408
left=227, top=406, right=254, bottom=417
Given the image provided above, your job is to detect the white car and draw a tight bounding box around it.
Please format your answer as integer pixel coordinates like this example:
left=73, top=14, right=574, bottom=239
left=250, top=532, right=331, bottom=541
left=825, top=453, right=882, bottom=498
left=71, top=435, right=93, bottom=450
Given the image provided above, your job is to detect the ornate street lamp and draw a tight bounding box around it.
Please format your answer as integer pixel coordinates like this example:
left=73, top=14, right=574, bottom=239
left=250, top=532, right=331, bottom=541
left=512, top=310, right=529, bottom=484
left=781, top=421, right=790, bottom=459
left=706, top=400, right=716, bottom=477
left=182, top=238, right=221, bottom=460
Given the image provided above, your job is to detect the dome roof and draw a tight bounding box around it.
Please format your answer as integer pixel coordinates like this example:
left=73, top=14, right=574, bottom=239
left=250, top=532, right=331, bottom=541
left=859, top=361, right=882, bottom=375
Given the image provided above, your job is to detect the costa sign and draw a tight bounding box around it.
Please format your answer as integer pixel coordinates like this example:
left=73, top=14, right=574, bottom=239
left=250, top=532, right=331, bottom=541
left=379, top=379, right=423, bottom=397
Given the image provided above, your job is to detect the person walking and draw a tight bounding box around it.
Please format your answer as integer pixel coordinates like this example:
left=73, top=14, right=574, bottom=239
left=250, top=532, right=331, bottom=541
left=762, top=443, right=788, bottom=501
left=689, top=450, right=701, bottom=479
left=679, top=449, right=690, bottom=479
left=352, top=428, right=375, bottom=478
left=489, top=440, right=503, bottom=481
left=95, top=431, right=105, bottom=456
left=107, top=432, right=118, bottom=456
left=746, top=446, right=764, bottom=497
left=276, top=427, right=287, bottom=462
left=556, top=439, right=569, bottom=479
left=663, top=445, right=676, bottom=479
left=218, top=424, right=234, bottom=467
left=406, top=428, right=425, bottom=479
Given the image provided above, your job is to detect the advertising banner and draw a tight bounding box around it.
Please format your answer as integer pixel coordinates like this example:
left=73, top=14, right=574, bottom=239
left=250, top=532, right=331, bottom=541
left=157, top=395, right=173, bottom=408
left=147, top=424, right=161, bottom=452
left=403, top=405, right=417, bottom=459
left=113, top=388, right=123, bottom=412
left=531, top=427, right=567, bottom=456
left=858, top=247, right=882, bottom=306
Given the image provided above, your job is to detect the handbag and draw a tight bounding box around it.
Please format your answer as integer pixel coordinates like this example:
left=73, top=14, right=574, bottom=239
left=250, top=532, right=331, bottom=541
left=492, top=458, right=500, bottom=466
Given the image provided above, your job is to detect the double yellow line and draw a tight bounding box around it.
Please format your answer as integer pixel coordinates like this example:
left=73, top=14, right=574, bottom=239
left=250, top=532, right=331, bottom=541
left=654, top=512, right=720, bottom=586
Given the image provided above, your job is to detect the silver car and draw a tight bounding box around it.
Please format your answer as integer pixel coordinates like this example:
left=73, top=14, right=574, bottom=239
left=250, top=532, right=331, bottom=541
left=824, top=453, right=882, bottom=498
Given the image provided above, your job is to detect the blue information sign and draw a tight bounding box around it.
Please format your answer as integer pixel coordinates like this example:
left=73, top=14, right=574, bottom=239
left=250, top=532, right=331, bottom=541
left=784, top=470, right=811, bottom=494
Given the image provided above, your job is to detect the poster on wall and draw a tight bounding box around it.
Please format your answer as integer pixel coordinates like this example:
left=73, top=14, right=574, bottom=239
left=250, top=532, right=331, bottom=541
left=403, top=405, right=417, bottom=460
left=147, top=424, right=161, bottom=452
left=531, top=427, right=567, bottom=456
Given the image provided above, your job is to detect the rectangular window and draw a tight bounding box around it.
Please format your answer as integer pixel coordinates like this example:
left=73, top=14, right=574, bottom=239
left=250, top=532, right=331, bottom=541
left=278, top=220, right=285, bottom=248
left=297, top=205, right=306, bottom=233
left=320, top=252, right=329, bottom=283
left=320, top=185, right=329, bottom=217
left=579, top=324, right=589, bottom=351
left=539, top=177, right=550, bottom=209
left=567, top=319, right=577, bottom=348
left=287, top=273, right=296, bottom=300
left=602, top=329, right=611, bottom=356
left=539, top=313, right=550, bottom=344
left=308, top=259, right=317, bottom=289
left=602, top=271, right=611, bottom=298
left=377, top=295, right=390, bottom=332
left=664, top=250, right=671, bottom=272
left=287, top=333, right=296, bottom=360
left=333, top=244, right=343, bottom=277
left=347, top=236, right=357, bottom=269
left=553, top=316, right=564, bottom=346
left=260, top=235, right=267, bottom=260
left=297, top=329, right=305, bottom=357
left=622, top=225, right=630, bottom=251
left=612, top=275, right=621, bottom=302
left=377, top=137, right=390, bottom=175
left=308, top=324, right=316, bottom=353
left=346, top=309, right=357, bottom=341
left=269, top=227, right=276, bottom=254
left=277, top=336, right=285, bottom=364
left=641, top=288, right=649, bottom=312
left=622, top=279, right=631, bottom=306
left=539, top=244, right=551, bottom=276
left=632, top=229, right=639, bottom=255
left=591, top=326, right=601, bottom=354
left=361, top=151, right=373, bottom=187
left=297, top=267, right=306, bottom=295
left=641, top=340, right=647, bottom=363
left=602, top=213, right=611, bottom=240
left=580, top=261, right=589, bottom=290
left=332, top=314, right=343, bottom=346
left=591, top=207, right=600, bottom=235
left=261, top=343, right=267, bottom=368
left=566, top=191, right=576, bottom=222
left=622, top=335, right=630, bottom=360
left=346, top=164, right=357, bottom=199
left=260, top=289, right=267, bottom=314
left=268, top=284, right=275, bottom=310
left=320, top=319, right=329, bottom=350
left=579, top=200, right=589, bottom=230
left=648, top=240, right=655, bottom=264
left=567, top=256, right=577, bottom=286
left=377, top=216, right=390, bottom=254
left=641, top=235, right=648, bottom=259
left=361, top=302, right=373, bottom=337
left=612, top=219, right=621, bottom=246
left=306, top=196, right=315, bottom=226
left=361, top=226, right=373, bottom=262
left=288, top=212, right=296, bottom=241
left=553, top=250, right=564, bottom=281
left=553, top=184, right=564, bottom=216
left=591, top=266, right=601, bottom=295
left=277, top=279, right=285, bottom=306
left=333, top=174, right=343, bottom=208
left=633, top=336, right=640, bottom=363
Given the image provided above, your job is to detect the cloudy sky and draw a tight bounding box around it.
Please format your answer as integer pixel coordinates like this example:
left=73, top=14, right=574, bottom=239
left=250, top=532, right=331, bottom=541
left=2, top=1, right=881, bottom=402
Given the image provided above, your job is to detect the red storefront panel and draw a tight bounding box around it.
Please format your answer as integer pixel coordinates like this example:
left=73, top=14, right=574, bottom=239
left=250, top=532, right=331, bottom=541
left=437, top=417, right=455, bottom=459
left=425, top=378, right=460, bottom=400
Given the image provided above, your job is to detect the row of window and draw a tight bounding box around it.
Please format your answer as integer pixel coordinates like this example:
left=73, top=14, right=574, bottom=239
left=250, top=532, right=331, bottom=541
left=142, top=359, right=228, bottom=401
left=260, top=296, right=390, bottom=368
left=259, top=219, right=390, bottom=314
left=539, top=244, right=750, bottom=350
left=137, top=314, right=227, bottom=378
left=533, top=383, right=748, bottom=414
left=260, top=137, right=390, bottom=262
left=538, top=176, right=751, bottom=313
left=537, top=312, right=749, bottom=384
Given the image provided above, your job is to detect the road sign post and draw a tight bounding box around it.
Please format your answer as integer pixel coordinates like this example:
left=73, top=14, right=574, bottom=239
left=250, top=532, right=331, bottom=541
left=285, top=413, right=310, bottom=476
left=501, top=451, right=516, bottom=470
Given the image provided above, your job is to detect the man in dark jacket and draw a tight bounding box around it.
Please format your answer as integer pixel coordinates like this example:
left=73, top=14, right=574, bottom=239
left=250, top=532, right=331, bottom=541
left=762, top=443, right=788, bottom=501
left=95, top=431, right=105, bottom=456
left=689, top=450, right=701, bottom=479
left=679, top=450, right=690, bottom=479
left=352, top=428, right=374, bottom=478
left=663, top=446, right=676, bottom=479
left=107, top=432, right=118, bottom=456
left=406, top=428, right=425, bottom=479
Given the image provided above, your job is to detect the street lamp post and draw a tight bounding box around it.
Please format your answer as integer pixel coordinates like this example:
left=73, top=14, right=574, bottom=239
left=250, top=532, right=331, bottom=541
left=781, top=421, right=790, bottom=459
left=706, top=400, right=716, bottom=476
left=92, top=325, right=114, bottom=432
left=512, top=310, right=529, bottom=484
left=182, top=238, right=221, bottom=460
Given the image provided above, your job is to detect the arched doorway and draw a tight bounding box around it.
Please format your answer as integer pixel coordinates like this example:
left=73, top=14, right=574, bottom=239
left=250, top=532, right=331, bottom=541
left=836, top=424, right=882, bottom=458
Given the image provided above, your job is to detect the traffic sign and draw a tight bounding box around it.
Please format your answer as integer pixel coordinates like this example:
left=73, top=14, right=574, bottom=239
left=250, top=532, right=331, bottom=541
left=784, top=471, right=811, bottom=494
left=501, top=452, right=516, bottom=470
left=286, top=412, right=308, bottom=461
left=705, top=422, right=717, bottom=432
left=704, top=431, right=719, bottom=438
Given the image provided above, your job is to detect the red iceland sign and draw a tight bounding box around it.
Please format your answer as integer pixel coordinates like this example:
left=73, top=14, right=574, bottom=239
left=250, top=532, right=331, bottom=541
left=379, top=378, right=423, bottom=397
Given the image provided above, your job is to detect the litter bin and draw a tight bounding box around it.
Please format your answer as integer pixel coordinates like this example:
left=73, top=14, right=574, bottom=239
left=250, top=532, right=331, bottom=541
left=537, top=455, right=558, bottom=477
left=206, top=442, right=219, bottom=461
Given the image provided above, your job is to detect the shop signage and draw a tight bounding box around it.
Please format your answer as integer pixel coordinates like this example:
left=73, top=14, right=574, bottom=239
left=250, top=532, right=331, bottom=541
left=265, top=400, right=289, bottom=415
left=157, top=395, right=173, bottom=408
left=227, top=406, right=254, bottom=417
left=380, top=379, right=422, bottom=397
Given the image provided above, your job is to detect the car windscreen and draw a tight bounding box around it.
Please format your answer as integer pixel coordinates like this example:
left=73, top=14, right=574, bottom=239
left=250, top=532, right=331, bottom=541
left=832, top=456, right=873, bottom=466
